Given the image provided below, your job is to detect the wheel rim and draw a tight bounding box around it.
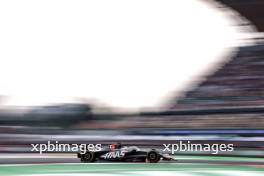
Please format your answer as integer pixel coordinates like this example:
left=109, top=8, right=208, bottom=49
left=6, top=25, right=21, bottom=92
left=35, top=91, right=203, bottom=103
left=85, top=153, right=92, bottom=160
left=149, top=153, right=156, bottom=160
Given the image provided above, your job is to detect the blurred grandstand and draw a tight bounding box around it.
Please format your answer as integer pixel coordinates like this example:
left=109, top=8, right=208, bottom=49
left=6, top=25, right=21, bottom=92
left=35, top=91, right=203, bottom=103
left=173, top=43, right=264, bottom=109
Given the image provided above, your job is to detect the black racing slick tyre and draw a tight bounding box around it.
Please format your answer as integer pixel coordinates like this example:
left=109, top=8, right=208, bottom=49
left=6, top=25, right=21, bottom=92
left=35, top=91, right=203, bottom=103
left=83, top=151, right=96, bottom=162
left=146, top=150, right=160, bottom=163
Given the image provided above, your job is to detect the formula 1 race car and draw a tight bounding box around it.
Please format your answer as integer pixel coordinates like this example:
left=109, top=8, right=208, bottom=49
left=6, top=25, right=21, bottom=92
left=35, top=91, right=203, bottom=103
left=77, top=143, right=175, bottom=163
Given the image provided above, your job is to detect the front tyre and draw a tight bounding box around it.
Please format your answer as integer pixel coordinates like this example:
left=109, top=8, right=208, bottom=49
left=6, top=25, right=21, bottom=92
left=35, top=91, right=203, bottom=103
left=146, top=150, right=160, bottom=163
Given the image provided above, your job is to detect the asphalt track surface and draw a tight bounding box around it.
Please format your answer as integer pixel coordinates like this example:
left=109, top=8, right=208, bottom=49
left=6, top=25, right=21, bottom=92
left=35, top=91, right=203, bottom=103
left=1, top=163, right=264, bottom=176
left=0, top=154, right=263, bottom=176
left=0, top=153, right=264, bottom=165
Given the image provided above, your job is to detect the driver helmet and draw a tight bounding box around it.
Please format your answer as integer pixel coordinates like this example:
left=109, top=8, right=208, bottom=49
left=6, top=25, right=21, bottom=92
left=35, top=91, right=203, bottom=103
left=109, top=143, right=122, bottom=150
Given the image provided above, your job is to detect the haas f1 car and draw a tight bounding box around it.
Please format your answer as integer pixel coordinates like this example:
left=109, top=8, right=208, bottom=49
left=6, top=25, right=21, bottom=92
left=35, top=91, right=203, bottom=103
left=77, top=143, right=174, bottom=163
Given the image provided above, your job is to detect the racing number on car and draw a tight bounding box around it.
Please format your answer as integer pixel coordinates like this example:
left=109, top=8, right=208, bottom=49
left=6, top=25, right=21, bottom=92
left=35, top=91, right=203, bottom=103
left=103, top=150, right=125, bottom=159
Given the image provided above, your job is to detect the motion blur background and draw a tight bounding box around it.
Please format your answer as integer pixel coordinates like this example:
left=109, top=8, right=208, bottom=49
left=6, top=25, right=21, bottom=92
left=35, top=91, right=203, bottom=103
left=0, top=0, right=264, bottom=166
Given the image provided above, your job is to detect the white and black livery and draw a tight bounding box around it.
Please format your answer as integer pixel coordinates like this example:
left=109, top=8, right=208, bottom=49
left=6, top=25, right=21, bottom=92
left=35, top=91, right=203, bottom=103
left=77, top=143, right=174, bottom=163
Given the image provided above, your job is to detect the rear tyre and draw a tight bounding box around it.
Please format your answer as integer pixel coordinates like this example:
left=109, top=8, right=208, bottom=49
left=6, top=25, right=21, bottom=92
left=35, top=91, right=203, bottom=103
left=83, top=151, right=96, bottom=162
left=146, top=150, right=160, bottom=163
